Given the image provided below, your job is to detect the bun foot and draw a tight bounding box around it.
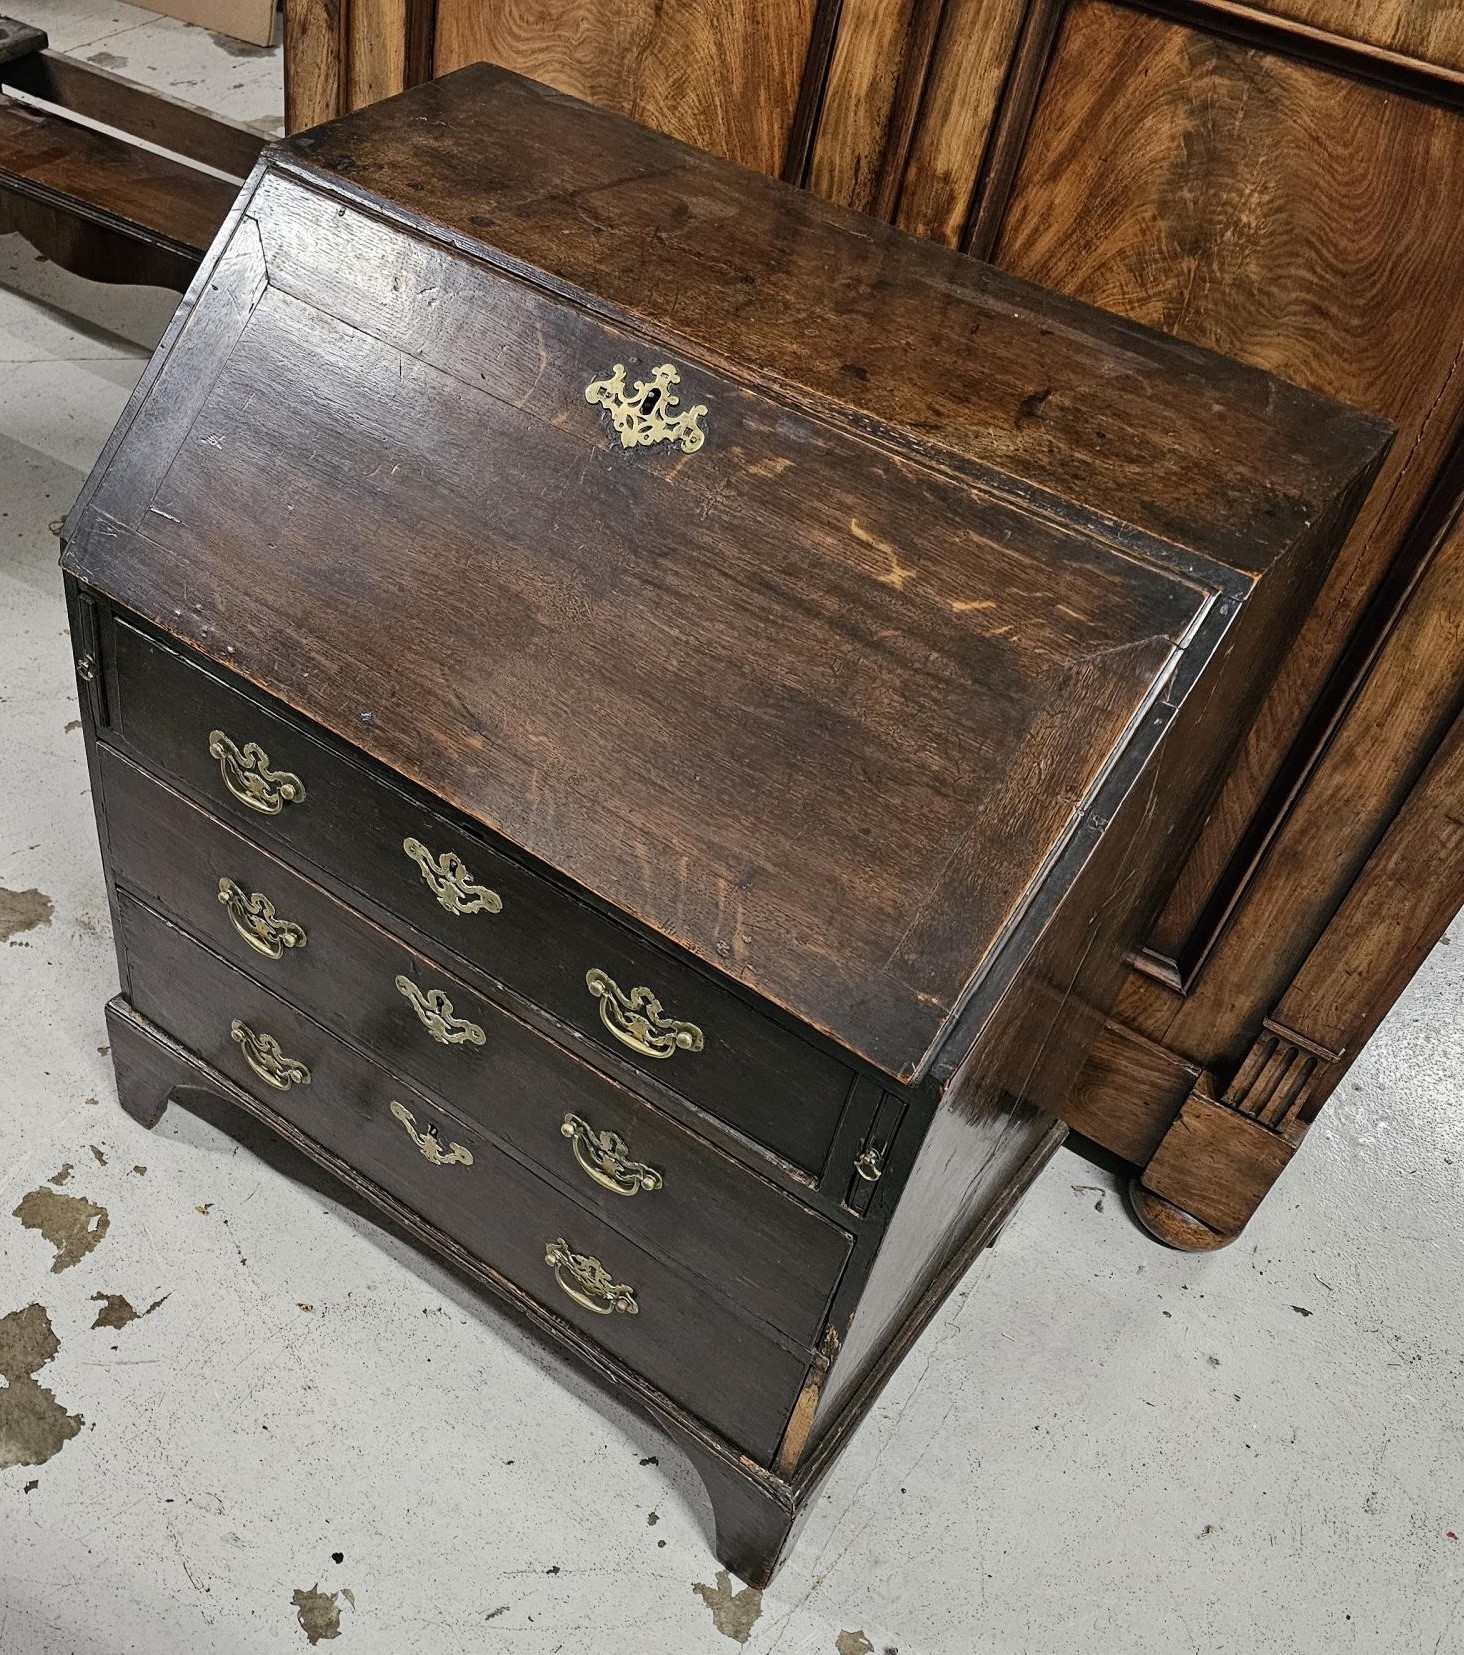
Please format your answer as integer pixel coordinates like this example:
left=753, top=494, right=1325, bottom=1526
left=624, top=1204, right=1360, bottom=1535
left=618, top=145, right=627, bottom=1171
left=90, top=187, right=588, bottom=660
left=1128, top=1178, right=1233, bottom=1251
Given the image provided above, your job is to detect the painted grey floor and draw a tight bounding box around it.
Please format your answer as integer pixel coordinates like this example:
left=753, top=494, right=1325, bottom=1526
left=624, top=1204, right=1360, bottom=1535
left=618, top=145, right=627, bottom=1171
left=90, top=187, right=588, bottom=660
left=21, top=0, right=282, bottom=136
left=2, top=21, right=1464, bottom=1651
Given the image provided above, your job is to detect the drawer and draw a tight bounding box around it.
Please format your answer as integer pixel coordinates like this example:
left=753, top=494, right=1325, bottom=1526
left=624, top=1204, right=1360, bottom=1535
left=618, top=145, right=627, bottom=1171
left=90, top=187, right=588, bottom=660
left=118, top=892, right=812, bottom=1465
left=100, top=746, right=851, bottom=1349
left=106, top=615, right=854, bottom=1175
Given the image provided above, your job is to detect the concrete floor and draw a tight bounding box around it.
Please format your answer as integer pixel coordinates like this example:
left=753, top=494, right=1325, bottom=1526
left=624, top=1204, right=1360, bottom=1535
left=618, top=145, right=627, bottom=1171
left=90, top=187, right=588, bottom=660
left=21, top=0, right=283, bottom=136
left=3, top=16, right=1464, bottom=1653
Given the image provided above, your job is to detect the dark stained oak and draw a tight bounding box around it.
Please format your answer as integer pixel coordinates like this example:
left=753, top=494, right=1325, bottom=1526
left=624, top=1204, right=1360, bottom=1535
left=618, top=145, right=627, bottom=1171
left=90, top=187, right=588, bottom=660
left=270, top=0, right=1464, bottom=1265
left=0, top=94, right=237, bottom=265
left=0, top=51, right=266, bottom=180
left=98, top=744, right=855, bottom=1348
left=64, top=66, right=1388, bottom=1087
left=66, top=70, right=1382, bottom=1581
left=118, top=892, right=817, bottom=1464
left=101, top=989, right=822, bottom=1586
left=102, top=616, right=857, bottom=1175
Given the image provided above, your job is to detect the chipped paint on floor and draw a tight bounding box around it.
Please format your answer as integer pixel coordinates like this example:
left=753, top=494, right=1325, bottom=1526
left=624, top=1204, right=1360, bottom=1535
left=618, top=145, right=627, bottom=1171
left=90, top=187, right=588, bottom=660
left=12, top=1186, right=110, bottom=1272
left=0, top=885, right=52, bottom=941
left=694, top=1571, right=764, bottom=1645
left=292, top=1585, right=347, bottom=1645
left=89, top=1291, right=168, bottom=1329
left=0, top=1305, right=84, bottom=1470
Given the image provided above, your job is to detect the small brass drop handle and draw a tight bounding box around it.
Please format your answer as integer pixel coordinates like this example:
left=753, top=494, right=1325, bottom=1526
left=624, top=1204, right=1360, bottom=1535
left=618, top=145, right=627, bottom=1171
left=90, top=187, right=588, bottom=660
left=208, top=730, right=305, bottom=815
left=585, top=969, right=703, bottom=1061
left=218, top=877, right=307, bottom=959
left=230, top=1019, right=310, bottom=1091
left=390, top=1100, right=474, bottom=1168
left=560, top=1113, right=662, bottom=1196
left=544, top=1237, right=638, bottom=1316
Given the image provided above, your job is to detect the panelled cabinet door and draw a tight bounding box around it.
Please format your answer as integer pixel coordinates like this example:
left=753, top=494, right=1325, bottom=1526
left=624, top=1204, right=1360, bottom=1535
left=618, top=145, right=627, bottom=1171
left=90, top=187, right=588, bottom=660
left=990, top=2, right=1464, bottom=1009
left=843, top=0, right=1464, bottom=1233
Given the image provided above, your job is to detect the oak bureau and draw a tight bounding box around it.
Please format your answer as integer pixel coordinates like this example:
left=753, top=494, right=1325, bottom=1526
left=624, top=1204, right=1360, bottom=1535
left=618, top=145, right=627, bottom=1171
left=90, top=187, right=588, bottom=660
left=60, top=67, right=1390, bottom=1584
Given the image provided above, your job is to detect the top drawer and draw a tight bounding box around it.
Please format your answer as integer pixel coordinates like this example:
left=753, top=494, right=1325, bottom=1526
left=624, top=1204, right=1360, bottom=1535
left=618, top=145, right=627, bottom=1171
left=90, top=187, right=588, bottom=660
left=104, top=614, right=855, bottom=1175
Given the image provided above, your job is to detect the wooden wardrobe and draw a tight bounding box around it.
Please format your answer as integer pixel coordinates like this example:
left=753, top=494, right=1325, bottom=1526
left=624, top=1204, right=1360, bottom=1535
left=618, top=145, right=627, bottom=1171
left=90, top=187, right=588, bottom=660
left=284, top=0, right=1464, bottom=1250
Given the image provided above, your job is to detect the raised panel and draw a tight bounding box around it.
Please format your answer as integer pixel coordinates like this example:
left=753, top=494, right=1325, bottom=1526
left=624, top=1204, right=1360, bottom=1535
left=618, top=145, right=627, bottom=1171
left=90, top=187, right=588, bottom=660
left=994, top=0, right=1464, bottom=978
left=433, top=0, right=823, bottom=176
left=283, top=0, right=343, bottom=131
left=1151, top=447, right=1464, bottom=1073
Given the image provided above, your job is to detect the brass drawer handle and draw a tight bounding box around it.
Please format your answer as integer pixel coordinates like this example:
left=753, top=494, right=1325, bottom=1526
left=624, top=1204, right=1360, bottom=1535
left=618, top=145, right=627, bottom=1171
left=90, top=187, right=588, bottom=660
left=560, top=1112, right=663, bottom=1197
left=402, top=837, right=502, bottom=917
left=394, top=975, right=486, bottom=1048
left=544, top=1237, right=638, bottom=1316
left=585, top=969, right=703, bottom=1061
left=585, top=362, right=706, bottom=454
left=854, top=1148, right=885, bottom=1182
left=389, top=1099, right=474, bottom=1168
left=218, top=877, right=308, bottom=958
left=208, top=730, right=305, bottom=815
left=230, top=1019, right=310, bottom=1091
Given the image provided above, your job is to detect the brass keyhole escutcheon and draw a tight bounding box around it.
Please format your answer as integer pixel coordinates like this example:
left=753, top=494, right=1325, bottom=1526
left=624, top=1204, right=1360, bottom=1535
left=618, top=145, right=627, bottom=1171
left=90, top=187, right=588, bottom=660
left=390, top=1099, right=474, bottom=1168
left=394, top=975, right=486, bottom=1048
left=584, top=362, right=707, bottom=453
left=402, top=837, right=502, bottom=917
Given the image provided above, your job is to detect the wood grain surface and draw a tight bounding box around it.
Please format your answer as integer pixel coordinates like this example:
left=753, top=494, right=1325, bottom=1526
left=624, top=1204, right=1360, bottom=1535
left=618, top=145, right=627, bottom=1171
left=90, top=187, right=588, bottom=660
left=995, top=0, right=1464, bottom=974
left=271, top=68, right=1385, bottom=583
left=99, top=626, right=857, bottom=1176
left=120, top=891, right=814, bottom=1463
left=74, top=251, right=1200, bottom=1080
left=0, top=51, right=266, bottom=179
left=1254, top=0, right=1464, bottom=72
left=346, top=0, right=406, bottom=109
left=433, top=0, right=823, bottom=176
left=807, top=0, right=928, bottom=212
left=892, top=0, right=1030, bottom=244
left=1137, top=447, right=1464, bottom=1072
left=61, top=67, right=1390, bottom=1083
left=0, top=94, right=238, bottom=255
left=284, top=0, right=343, bottom=130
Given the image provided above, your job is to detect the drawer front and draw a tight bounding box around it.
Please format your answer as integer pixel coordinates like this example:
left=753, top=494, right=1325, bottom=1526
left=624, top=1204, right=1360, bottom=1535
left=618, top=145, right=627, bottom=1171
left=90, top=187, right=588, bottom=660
left=107, top=615, right=853, bottom=1175
left=100, top=746, right=851, bottom=1348
left=118, top=892, right=811, bottom=1465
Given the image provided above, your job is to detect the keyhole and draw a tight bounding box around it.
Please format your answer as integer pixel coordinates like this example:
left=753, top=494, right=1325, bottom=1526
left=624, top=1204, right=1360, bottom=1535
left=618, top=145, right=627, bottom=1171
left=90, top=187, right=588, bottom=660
left=640, top=387, right=661, bottom=414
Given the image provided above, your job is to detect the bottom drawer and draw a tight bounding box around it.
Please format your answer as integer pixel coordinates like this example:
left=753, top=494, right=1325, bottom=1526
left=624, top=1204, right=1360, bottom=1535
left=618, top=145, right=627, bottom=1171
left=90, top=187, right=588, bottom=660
left=118, top=892, right=811, bottom=1465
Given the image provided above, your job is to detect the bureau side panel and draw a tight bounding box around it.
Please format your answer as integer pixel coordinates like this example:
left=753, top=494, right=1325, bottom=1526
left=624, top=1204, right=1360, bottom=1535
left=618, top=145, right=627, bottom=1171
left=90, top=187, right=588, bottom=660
left=805, top=539, right=1358, bottom=1441
left=805, top=815, right=1150, bottom=1441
